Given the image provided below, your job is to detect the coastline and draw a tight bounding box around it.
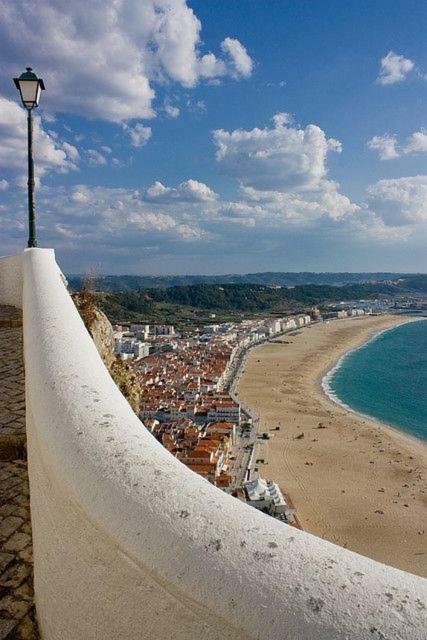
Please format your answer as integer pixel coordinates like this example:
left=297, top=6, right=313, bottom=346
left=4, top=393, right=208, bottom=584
left=320, top=317, right=426, bottom=441
left=235, top=314, right=427, bottom=577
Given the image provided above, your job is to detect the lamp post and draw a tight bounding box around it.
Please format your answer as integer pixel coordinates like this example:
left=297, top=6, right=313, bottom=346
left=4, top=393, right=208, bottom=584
left=14, top=67, right=45, bottom=248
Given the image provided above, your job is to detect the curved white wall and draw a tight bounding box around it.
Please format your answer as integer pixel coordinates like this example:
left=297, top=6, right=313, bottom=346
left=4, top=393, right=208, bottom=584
left=1, top=248, right=425, bottom=639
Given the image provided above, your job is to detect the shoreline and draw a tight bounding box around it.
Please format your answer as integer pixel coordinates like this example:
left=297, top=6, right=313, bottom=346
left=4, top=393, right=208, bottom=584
left=319, top=317, right=426, bottom=444
left=235, top=314, right=427, bottom=577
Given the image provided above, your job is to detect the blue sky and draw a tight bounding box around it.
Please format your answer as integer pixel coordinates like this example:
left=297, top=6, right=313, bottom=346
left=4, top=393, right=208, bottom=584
left=0, top=0, right=426, bottom=274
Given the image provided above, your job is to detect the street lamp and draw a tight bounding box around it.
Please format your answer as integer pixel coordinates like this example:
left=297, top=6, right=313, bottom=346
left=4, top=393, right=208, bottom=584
left=14, top=67, right=45, bottom=248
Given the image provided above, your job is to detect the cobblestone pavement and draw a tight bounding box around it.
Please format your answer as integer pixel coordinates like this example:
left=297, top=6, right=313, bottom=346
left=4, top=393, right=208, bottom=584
left=0, top=306, right=39, bottom=639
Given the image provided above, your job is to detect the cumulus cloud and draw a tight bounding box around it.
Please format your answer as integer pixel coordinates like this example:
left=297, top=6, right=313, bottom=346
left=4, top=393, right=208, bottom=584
left=221, top=38, right=253, bottom=79
left=62, top=142, right=80, bottom=162
left=86, top=149, right=107, bottom=166
left=35, top=184, right=208, bottom=241
left=213, top=113, right=341, bottom=192
left=404, top=129, right=427, bottom=154
left=0, top=0, right=253, bottom=123
left=164, top=105, right=180, bottom=118
left=0, top=179, right=8, bottom=191
left=1, top=104, right=421, bottom=269
left=367, top=135, right=399, bottom=160
left=211, top=113, right=418, bottom=241
left=145, top=179, right=217, bottom=203
left=377, top=51, right=414, bottom=85
left=367, top=175, right=427, bottom=226
left=0, top=97, right=78, bottom=183
left=368, top=129, right=427, bottom=160
left=123, top=123, right=152, bottom=147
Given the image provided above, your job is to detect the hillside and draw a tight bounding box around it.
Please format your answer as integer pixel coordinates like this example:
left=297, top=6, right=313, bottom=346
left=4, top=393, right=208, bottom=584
left=67, top=271, right=426, bottom=292
left=94, top=279, right=424, bottom=326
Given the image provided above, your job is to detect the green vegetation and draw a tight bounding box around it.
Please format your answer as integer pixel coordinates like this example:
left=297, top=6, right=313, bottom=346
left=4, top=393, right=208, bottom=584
left=91, top=279, right=424, bottom=328
left=67, top=271, right=426, bottom=292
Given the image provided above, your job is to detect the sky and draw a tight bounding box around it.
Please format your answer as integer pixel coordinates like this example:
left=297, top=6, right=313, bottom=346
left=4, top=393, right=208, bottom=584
left=0, top=0, right=427, bottom=275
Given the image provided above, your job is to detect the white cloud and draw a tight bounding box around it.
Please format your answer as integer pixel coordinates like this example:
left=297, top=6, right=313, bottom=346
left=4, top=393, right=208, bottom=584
left=367, top=135, right=399, bottom=160
left=367, top=175, right=427, bottom=226
left=368, top=128, right=427, bottom=160
left=0, top=97, right=78, bottom=182
left=123, top=123, right=152, bottom=147
left=229, top=181, right=359, bottom=226
left=101, top=145, right=112, bottom=154
left=86, top=149, right=107, bottom=166
left=42, top=185, right=188, bottom=232
left=18, top=183, right=210, bottom=260
left=377, top=51, right=414, bottom=85
left=0, top=179, right=8, bottom=191
left=267, top=80, right=286, bottom=88
left=272, top=113, right=293, bottom=127
left=220, top=38, right=253, bottom=79
left=62, top=142, right=80, bottom=161
left=211, top=113, right=417, bottom=240
left=145, top=179, right=217, bottom=203
left=0, top=1, right=253, bottom=123
left=213, top=113, right=341, bottom=191
left=404, top=129, right=427, bottom=154
left=164, top=105, right=180, bottom=118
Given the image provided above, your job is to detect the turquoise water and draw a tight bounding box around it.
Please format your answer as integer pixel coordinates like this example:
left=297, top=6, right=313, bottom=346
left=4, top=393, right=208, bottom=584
left=325, top=319, right=427, bottom=441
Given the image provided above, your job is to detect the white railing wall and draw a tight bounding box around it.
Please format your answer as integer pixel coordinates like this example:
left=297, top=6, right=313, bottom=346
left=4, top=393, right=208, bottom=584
left=0, top=248, right=426, bottom=639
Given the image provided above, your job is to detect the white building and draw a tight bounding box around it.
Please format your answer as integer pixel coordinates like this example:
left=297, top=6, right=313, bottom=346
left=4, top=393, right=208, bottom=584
left=243, top=477, right=295, bottom=517
left=155, top=325, right=175, bottom=335
left=115, top=338, right=150, bottom=359
left=266, top=320, right=281, bottom=334
left=133, top=342, right=150, bottom=359
left=130, top=323, right=150, bottom=334
left=207, top=402, right=240, bottom=424
left=284, top=318, right=297, bottom=330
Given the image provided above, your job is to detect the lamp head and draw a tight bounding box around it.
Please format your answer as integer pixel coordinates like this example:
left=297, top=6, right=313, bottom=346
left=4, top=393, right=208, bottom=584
left=14, top=67, right=45, bottom=110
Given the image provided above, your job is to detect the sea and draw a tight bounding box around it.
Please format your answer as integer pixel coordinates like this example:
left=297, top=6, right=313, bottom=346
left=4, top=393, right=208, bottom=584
left=323, top=318, right=427, bottom=441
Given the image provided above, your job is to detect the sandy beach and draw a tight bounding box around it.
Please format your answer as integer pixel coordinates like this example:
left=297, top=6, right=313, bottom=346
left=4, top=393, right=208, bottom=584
left=236, top=315, right=427, bottom=577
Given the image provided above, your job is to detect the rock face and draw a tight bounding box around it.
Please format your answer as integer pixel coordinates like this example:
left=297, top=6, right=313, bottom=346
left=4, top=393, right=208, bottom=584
left=86, top=306, right=115, bottom=369
left=74, top=291, right=140, bottom=414
left=109, top=359, right=140, bottom=414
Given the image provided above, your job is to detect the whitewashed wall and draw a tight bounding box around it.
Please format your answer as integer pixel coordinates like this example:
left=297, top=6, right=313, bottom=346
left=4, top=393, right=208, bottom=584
left=1, top=248, right=426, bottom=639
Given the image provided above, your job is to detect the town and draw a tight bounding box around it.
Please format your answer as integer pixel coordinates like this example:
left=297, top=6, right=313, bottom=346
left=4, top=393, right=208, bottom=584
left=112, top=305, right=371, bottom=526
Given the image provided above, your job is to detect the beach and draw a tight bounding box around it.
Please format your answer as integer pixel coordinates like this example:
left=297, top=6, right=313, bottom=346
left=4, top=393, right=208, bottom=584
left=235, top=315, right=427, bottom=577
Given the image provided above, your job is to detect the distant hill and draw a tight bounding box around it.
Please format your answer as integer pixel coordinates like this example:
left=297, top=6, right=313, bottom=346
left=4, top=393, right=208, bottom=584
left=67, top=271, right=425, bottom=292
left=94, top=278, right=426, bottom=325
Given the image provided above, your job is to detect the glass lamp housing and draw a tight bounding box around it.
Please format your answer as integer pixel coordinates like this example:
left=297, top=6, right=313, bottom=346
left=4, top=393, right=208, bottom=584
left=14, top=68, right=45, bottom=110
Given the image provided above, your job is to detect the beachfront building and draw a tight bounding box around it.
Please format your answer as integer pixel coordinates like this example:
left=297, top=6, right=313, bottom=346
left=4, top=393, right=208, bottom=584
left=266, top=319, right=282, bottom=334
left=242, top=477, right=296, bottom=518
left=324, top=310, right=349, bottom=319
left=310, top=307, right=322, bottom=320
left=282, top=318, right=297, bottom=330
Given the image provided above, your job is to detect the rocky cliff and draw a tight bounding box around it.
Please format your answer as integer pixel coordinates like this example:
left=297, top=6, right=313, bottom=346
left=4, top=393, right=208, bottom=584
left=74, top=290, right=140, bottom=413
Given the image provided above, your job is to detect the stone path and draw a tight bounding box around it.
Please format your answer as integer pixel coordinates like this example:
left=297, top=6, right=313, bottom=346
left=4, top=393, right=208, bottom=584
left=0, top=306, right=39, bottom=639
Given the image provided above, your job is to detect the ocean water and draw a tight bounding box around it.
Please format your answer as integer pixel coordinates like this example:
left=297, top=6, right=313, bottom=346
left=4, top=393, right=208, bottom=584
left=323, top=319, right=427, bottom=441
